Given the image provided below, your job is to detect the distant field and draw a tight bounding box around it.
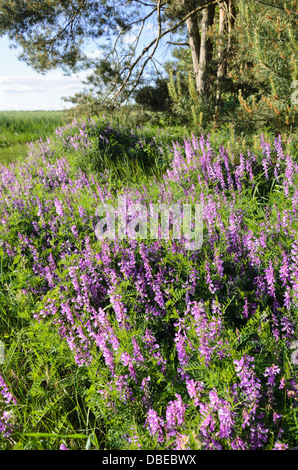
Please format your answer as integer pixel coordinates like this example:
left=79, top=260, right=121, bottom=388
left=0, top=110, right=65, bottom=164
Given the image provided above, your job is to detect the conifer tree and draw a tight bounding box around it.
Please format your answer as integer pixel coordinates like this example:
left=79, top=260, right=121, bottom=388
left=0, top=0, right=295, bottom=133
left=231, top=0, right=297, bottom=131
left=0, top=0, right=219, bottom=105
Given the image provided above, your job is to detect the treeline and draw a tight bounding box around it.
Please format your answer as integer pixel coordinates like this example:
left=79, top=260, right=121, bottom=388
left=0, top=0, right=296, bottom=134
left=132, top=0, right=297, bottom=134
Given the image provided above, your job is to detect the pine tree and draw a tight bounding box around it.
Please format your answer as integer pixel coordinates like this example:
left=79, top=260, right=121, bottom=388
left=230, top=0, right=298, bottom=132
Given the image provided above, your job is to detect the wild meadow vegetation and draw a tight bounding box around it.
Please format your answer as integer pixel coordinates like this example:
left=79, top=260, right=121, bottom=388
left=0, top=0, right=297, bottom=452
left=0, top=109, right=297, bottom=450
left=0, top=111, right=64, bottom=164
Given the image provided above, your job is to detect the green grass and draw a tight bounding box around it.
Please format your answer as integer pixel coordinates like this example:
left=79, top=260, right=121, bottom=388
left=0, top=111, right=297, bottom=450
left=0, top=110, right=65, bottom=164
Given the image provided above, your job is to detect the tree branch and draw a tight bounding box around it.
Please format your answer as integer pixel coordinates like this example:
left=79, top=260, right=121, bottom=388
left=166, top=41, right=189, bottom=46
left=110, top=0, right=219, bottom=103
left=248, top=0, right=298, bottom=12
left=46, top=0, right=87, bottom=45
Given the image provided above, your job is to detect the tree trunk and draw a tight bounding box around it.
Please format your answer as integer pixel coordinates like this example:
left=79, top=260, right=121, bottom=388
left=217, top=1, right=228, bottom=81
left=197, top=5, right=215, bottom=94
left=185, top=6, right=201, bottom=94
left=227, top=0, right=236, bottom=63
left=217, top=0, right=236, bottom=101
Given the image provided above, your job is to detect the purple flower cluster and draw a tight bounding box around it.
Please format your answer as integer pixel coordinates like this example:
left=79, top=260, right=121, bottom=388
left=233, top=356, right=267, bottom=448
left=0, top=373, right=17, bottom=407
left=146, top=394, right=189, bottom=449
left=0, top=119, right=296, bottom=449
left=54, top=118, right=95, bottom=154
left=0, top=373, right=17, bottom=437
left=196, top=389, right=235, bottom=449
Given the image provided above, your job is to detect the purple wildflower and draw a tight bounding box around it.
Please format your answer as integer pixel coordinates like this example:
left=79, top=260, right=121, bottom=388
left=121, top=352, right=137, bottom=383
left=264, top=260, right=275, bottom=297
left=186, top=379, right=204, bottom=406
left=250, top=421, right=269, bottom=449
left=53, top=197, right=64, bottom=218
left=60, top=443, right=69, bottom=450
left=165, top=394, right=186, bottom=437
left=146, top=409, right=164, bottom=443
left=231, top=437, right=247, bottom=450
left=279, top=252, right=290, bottom=287
left=0, top=411, right=15, bottom=437
left=273, top=442, right=289, bottom=450
left=204, top=260, right=217, bottom=294
left=264, top=364, right=280, bottom=403
left=242, top=297, right=249, bottom=318
left=174, top=318, right=191, bottom=373
left=189, top=301, right=223, bottom=365
left=0, top=373, right=17, bottom=405
left=142, top=329, right=167, bottom=372
left=217, top=402, right=234, bottom=439
left=131, top=338, right=144, bottom=365
left=213, top=248, right=224, bottom=278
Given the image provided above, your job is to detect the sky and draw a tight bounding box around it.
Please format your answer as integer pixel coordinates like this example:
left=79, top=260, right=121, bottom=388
left=0, top=18, right=171, bottom=112
left=0, top=36, right=88, bottom=111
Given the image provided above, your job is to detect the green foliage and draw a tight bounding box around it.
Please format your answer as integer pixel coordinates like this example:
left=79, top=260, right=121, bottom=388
left=134, top=79, right=172, bottom=113
left=0, top=102, right=297, bottom=450
left=1, top=0, right=298, bottom=451
left=163, top=0, right=297, bottom=137
left=87, top=120, right=166, bottom=181
left=226, top=0, right=298, bottom=133
left=0, top=111, right=65, bottom=164
left=0, top=0, right=296, bottom=139
left=0, top=0, right=124, bottom=72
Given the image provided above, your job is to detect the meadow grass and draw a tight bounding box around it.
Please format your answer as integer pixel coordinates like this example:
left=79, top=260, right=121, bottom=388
left=0, top=112, right=297, bottom=450
left=0, top=110, right=65, bottom=164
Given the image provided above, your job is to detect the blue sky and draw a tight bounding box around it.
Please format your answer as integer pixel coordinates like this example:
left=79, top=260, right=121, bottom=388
left=0, top=18, right=171, bottom=112
left=0, top=36, right=88, bottom=111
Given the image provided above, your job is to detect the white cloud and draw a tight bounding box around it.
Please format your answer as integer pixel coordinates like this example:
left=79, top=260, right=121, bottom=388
left=122, top=33, right=137, bottom=45
left=86, top=50, right=103, bottom=60
left=143, top=21, right=158, bottom=35
left=118, top=21, right=159, bottom=50
left=0, top=72, right=85, bottom=94
left=0, top=72, right=88, bottom=110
